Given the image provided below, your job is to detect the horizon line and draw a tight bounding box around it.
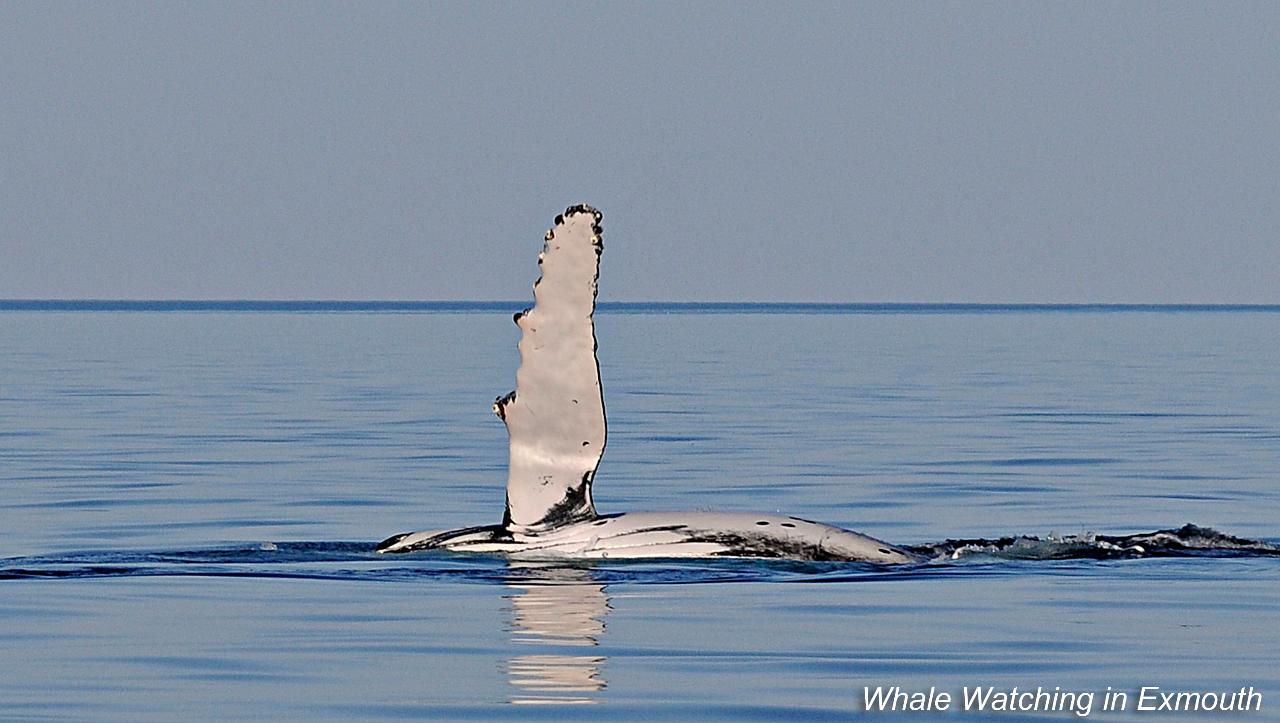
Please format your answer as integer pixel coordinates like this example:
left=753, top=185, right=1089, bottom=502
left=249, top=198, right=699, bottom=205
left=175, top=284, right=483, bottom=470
left=2, top=299, right=1278, bottom=313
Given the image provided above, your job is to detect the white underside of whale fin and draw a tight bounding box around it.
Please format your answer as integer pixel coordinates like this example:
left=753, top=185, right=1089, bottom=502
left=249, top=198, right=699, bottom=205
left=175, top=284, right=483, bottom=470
left=492, top=205, right=606, bottom=530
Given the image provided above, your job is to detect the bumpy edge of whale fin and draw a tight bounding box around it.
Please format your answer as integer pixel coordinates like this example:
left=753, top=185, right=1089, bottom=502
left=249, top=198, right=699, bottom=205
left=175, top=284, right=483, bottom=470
left=492, top=204, right=606, bottom=531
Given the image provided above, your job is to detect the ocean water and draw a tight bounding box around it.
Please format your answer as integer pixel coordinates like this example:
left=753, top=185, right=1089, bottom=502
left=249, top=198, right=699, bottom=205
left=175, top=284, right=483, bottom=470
left=2, top=304, right=1278, bottom=720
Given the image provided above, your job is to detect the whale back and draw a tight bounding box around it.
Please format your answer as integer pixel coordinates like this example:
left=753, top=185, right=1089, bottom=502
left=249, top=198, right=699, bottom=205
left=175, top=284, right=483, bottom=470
left=492, top=205, right=606, bottom=530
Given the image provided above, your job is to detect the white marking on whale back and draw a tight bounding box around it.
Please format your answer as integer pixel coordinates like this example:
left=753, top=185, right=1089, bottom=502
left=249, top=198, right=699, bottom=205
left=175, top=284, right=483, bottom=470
left=494, top=206, right=605, bottom=530
left=384, top=512, right=921, bottom=564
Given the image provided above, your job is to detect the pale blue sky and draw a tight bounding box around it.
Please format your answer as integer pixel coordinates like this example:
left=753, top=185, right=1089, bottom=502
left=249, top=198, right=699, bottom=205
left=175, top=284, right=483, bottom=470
left=2, top=2, right=1277, bottom=302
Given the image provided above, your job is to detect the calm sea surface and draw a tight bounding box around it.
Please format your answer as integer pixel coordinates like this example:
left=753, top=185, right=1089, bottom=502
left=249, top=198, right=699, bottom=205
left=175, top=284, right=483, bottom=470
left=2, top=304, right=1278, bottom=720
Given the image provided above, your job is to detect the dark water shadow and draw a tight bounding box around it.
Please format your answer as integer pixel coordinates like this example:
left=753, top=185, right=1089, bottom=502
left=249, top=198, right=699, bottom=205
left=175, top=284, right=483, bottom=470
left=1, top=525, right=1276, bottom=584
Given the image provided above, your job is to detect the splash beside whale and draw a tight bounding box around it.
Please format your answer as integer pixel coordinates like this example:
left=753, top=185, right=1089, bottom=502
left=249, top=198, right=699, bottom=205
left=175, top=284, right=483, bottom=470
left=376, top=204, right=918, bottom=563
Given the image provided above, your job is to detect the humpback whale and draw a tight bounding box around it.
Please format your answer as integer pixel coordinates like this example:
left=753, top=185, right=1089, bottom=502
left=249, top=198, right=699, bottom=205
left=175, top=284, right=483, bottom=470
left=377, top=205, right=922, bottom=564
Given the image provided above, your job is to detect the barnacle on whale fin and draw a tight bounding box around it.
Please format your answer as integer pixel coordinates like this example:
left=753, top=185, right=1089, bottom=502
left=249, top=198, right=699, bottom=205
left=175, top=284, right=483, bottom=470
left=498, top=205, right=606, bottom=530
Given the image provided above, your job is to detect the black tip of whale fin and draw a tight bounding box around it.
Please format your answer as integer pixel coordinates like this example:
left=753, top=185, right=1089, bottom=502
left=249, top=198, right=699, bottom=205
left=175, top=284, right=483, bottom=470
left=375, top=532, right=410, bottom=552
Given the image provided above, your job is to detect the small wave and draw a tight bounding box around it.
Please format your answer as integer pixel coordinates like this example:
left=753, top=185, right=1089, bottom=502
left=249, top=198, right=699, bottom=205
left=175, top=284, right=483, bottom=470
left=908, top=524, right=1280, bottom=561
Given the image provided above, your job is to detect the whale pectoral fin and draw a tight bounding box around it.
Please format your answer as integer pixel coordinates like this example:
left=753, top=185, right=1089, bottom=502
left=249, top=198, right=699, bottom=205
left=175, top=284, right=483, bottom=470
left=494, top=205, right=606, bottom=530
left=376, top=524, right=508, bottom=553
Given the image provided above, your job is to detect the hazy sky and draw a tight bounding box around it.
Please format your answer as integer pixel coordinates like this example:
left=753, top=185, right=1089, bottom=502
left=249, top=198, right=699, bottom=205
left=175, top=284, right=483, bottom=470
left=2, top=2, right=1277, bottom=302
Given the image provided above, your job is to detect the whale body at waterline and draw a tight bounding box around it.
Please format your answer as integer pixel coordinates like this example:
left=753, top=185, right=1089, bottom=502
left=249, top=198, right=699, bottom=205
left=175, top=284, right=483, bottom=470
left=378, top=511, right=920, bottom=563
left=377, top=205, right=921, bottom=564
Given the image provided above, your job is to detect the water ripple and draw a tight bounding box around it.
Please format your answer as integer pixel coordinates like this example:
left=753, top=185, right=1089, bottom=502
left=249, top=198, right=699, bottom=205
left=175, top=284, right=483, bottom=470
left=4, top=526, right=1275, bottom=584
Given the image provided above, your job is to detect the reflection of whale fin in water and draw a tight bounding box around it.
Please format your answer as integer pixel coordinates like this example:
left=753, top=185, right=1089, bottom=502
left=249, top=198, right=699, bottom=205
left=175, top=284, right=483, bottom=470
left=376, top=205, right=922, bottom=564
left=509, top=574, right=608, bottom=646
left=505, top=566, right=609, bottom=705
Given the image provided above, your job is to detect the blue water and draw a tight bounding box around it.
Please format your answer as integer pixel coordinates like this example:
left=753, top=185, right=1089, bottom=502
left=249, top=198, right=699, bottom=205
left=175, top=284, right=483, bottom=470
left=2, top=305, right=1278, bottom=719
